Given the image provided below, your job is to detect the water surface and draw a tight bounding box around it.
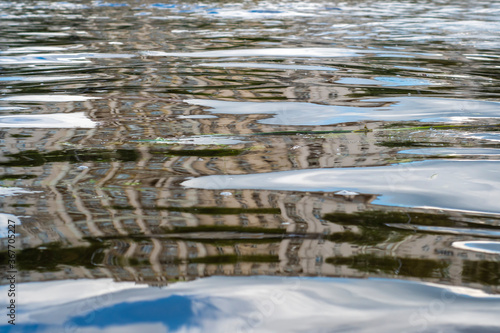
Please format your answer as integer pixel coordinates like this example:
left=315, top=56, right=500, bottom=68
left=1, top=0, right=500, bottom=332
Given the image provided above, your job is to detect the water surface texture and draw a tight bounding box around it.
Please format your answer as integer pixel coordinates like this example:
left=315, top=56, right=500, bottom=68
left=1, top=0, right=500, bottom=332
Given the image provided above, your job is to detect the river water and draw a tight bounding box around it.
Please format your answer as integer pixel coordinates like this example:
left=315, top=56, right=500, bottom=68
left=1, top=0, right=500, bottom=332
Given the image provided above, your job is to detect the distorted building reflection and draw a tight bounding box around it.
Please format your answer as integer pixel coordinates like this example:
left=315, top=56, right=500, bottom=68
left=1, top=95, right=498, bottom=293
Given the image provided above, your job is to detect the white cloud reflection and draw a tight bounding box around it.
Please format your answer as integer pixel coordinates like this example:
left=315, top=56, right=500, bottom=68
left=452, top=241, right=500, bottom=255
left=1, top=277, right=499, bottom=333
left=1, top=95, right=99, bottom=102
left=0, top=187, right=40, bottom=197
left=184, top=97, right=500, bottom=125
left=0, top=112, right=97, bottom=128
left=182, top=160, right=500, bottom=215
left=0, top=213, right=22, bottom=238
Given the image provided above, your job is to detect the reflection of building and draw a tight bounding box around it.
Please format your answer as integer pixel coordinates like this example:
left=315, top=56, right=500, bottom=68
left=3, top=222, right=498, bottom=293
left=1, top=97, right=498, bottom=293
left=1, top=104, right=389, bottom=247
left=2, top=174, right=499, bottom=293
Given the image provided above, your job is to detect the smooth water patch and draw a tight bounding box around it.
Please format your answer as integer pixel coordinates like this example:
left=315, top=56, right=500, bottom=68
left=0, top=46, right=71, bottom=54
left=198, top=62, right=338, bottom=71
left=387, top=224, right=500, bottom=238
left=141, top=47, right=442, bottom=59
left=0, top=213, right=21, bottom=238
left=142, top=47, right=362, bottom=58
left=0, top=53, right=134, bottom=65
left=148, top=1, right=321, bottom=18
left=336, top=76, right=432, bottom=86
left=453, top=241, right=500, bottom=255
left=1, top=276, right=498, bottom=333
left=186, top=97, right=500, bottom=126
left=1, top=95, right=99, bottom=102
left=394, top=65, right=434, bottom=72
left=0, top=75, right=91, bottom=82
left=0, top=187, right=40, bottom=197
left=0, top=106, right=27, bottom=111
left=183, top=160, right=500, bottom=214
left=0, top=113, right=97, bottom=128
left=176, top=115, right=218, bottom=119
left=459, top=133, right=500, bottom=142
left=398, top=148, right=500, bottom=156
left=18, top=32, right=72, bottom=37
left=3, top=278, right=147, bottom=313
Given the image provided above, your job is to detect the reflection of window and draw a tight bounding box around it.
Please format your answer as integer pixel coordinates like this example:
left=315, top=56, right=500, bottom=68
left=285, top=204, right=296, bottom=216
left=141, top=245, right=153, bottom=254
left=146, top=220, right=159, bottom=226
left=94, top=168, right=109, bottom=175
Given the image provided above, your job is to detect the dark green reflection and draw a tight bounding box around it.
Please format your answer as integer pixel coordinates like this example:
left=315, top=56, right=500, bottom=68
left=0, top=149, right=138, bottom=167
left=0, top=148, right=245, bottom=167
left=462, top=261, right=500, bottom=286
left=326, top=254, right=449, bottom=278
left=153, top=149, right=244, bottom=157
left=0, top=174, right=37, bottom=181
left=377, top=141, right=453, bottom=148
left=166, top=225, right=285, bottom=234
left=327, top=229, right=397, bottom=246
left=323, top=211, right=479, bottom=228
left=10, top=134, right=33, bottom=138
left=187, top=254, right=279, bottom=264
left=1, top=242, right=107, bottom=271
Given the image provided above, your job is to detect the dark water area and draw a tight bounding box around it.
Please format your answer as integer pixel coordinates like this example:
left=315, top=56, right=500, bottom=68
left=1, top=0, right=500, bottom=332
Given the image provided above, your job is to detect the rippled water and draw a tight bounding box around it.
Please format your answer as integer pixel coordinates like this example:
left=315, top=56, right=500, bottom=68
left=1, top=0, right=500, bottom=332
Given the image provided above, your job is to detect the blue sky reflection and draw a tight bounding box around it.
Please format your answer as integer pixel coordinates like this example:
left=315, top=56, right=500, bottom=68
left=1, top=276, right=499, bottom=333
